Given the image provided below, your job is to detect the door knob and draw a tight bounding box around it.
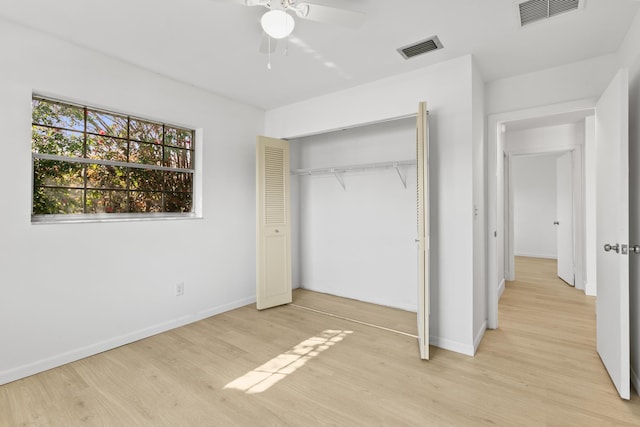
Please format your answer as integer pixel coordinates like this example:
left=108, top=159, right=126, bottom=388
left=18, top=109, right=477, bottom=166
left=631, top=245, right=640, bottom=254
left=553, top=221, right=559, bottom=225
left=604, top=243, right=620, bottom=253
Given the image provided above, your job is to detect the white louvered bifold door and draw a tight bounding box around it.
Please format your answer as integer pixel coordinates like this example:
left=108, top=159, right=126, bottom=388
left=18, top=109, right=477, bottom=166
left=416, top=102, right=430, bottom=360
left=256, top=136, right=292, bottom=310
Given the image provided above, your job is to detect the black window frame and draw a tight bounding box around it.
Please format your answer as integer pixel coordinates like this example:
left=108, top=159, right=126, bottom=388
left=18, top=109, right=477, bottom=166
left=31, top=96, right=196, bottom=223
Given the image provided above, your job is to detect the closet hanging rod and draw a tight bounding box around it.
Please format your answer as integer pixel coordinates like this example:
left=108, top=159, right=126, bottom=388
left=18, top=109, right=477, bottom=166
left=290, top=159, right=416, bottom=176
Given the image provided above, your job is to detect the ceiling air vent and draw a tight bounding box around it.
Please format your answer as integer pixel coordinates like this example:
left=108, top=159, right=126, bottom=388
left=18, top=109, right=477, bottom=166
left=397, top=36, right=443, bottom=60
left=518, top=0, right=583, bottom=27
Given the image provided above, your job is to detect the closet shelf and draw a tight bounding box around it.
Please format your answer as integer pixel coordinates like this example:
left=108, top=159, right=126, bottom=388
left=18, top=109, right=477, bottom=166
left=290, top=159, right=416, bottom=190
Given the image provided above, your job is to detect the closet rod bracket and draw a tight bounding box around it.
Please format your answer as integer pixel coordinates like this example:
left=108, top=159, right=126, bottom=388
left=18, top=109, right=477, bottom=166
left=394, top=163, right=408, bottom=189
left=330, top=168, right=346, bottom=190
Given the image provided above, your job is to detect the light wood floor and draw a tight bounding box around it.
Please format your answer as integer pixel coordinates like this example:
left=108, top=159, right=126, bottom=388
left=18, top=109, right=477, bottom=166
left=2, top=257, right=640, bottom=426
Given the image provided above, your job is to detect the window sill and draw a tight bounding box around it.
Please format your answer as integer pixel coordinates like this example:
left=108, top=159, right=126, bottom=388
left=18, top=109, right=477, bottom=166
left=31, top=212, right=202, bottom=225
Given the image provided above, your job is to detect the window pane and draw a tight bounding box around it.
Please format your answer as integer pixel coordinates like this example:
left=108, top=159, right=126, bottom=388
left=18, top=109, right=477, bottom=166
left=34, top=159, right=84, bottom=188
left=129, top=168, right=163, bottom=191
left=32, top=99, right=84, bottom=131
left=164, top=147, right=192, bottom=169
left=32, top=126, right=84, bottom=157
left=86, top=164, right=127, bottom=189
left=164, top=192, right=192, bottom=213
left=130, top=119, right=162, bottom=143
left=129, top=191, right=162, bottom=212
left=130, top=141, right=162, bottom=166
left=86, top=190, right=128, bottom=213
left=165, top=127, right=193, bottom=149
left=33, top=187, right=84, bottom=215
left=86, top=135, right=127, bottom=162
left=165, top=171, right=193, bottom=193
left=87, top=110, right=127, bottom=138
left=32, top=96, right=196, bottom=219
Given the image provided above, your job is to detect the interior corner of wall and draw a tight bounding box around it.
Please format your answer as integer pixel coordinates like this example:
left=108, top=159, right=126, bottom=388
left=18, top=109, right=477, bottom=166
left=429, top=334, right=476, bottom=357
left=618, top=7, right=640, bottom=69
left=632, top=367, right=640, bottom=397
left=498, top=279, right=506, bottom=298
left=473, top=320, right=488, bottom=354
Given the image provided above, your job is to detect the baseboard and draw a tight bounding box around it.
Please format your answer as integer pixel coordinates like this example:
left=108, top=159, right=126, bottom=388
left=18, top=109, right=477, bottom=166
left=514, top=252, right=557, bottom=260
left=299, top=285, right=417, bottom=312
left=498, top=279, right=506, bottom=299
left=0, top=295, right=256, bottom=386
left=632, top=367, right=640, bottom=397
left=196, top=296, right=256, bottom=319
left=429, top=335, right=475, bottom=356
left=473, top=320, right=487, bottom=355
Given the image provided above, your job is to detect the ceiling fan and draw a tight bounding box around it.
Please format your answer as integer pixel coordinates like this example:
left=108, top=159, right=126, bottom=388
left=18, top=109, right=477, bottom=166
left=223, top=0, right=366, bottom=42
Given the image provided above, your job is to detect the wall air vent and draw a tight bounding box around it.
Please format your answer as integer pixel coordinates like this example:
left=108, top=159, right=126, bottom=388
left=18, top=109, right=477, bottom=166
left=518, top=0, right=583, bottom=27
left=397, top=36, right=443, bottom=60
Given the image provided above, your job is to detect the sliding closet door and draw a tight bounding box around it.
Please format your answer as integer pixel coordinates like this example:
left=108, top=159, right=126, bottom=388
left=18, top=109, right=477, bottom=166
left=416, top=102, right=430, bottom=360
left=256, top=136, right=292, bottom=310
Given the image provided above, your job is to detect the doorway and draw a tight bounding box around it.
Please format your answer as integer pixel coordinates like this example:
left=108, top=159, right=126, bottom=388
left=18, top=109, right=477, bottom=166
left=487, top=68, right=632, bottom=399
left=505, top=147, right=584, bottom=288
left=487, top=100, right=596, bottom=329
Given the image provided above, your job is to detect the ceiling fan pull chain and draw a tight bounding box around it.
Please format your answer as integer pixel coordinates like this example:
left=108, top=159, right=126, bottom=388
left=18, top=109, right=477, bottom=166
left=267, top=36, right=272, bottom=70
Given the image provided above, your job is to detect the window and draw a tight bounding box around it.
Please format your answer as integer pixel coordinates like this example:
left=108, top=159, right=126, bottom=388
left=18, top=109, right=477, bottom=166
left=31, top=96, right=195, bottom=222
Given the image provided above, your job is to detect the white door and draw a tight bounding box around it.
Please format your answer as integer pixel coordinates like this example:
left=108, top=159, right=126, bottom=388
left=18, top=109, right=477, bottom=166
left=595, top=68, right=630, bottom=400
left=556, top=151, right=574, bottom=286
left=256, top=136, right=292, bottom=310
left=416, top=102, right=430, bottom=360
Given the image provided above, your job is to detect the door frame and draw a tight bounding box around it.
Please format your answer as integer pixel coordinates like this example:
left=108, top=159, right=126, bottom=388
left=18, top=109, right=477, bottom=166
left=556, top=150, right=578, bottom=287
left=487, top=98, right=596, bottom=329
left=503, top=148, right=583, bottom=288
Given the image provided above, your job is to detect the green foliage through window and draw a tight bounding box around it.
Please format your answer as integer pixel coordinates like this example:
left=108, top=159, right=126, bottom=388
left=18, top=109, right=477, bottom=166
left=32, top=97, right=195, bottom=219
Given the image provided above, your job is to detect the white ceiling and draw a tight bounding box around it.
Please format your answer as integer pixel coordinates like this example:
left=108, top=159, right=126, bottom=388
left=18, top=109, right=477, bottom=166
left=1, top=0, right=638, bottom=110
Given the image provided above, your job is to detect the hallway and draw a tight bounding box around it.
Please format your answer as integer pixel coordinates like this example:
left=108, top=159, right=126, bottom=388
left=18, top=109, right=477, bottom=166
left=483, top=256, right=639, bottom=424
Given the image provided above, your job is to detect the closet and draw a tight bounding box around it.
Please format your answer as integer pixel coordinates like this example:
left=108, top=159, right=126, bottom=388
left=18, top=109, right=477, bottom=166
left=289, top=117, right=418, bottom=311
left=256, top=103, right=430, bottom=359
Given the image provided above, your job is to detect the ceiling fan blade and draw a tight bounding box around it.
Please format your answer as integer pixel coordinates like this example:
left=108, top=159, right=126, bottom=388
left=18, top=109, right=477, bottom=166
left=259, top=33, right=278, bottom=54
left=209, top=0, right=269, bottom=6
left=245, top=0, right=271, bottom=6
left=294, top=2, right=365, bottom=28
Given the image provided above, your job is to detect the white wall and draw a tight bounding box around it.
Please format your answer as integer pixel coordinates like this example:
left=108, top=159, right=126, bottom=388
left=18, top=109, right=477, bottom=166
left=472, top=63, right=487, bottom=350
left=267, top=55, right=480, bottom=355
left=486, top=54, right=619, bottom=115
left=291, top=118, right=417, bottom=311
left=510, top=154, right=559, bottom=259
left=0, top=19, right=264, bottom=384
left=618, top=7, right=640, bottom=396
left=505, top=123, right=586, bottom=154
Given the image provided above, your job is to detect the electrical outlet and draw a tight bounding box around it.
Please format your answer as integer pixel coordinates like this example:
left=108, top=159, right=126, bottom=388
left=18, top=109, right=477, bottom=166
left=176, top=282, right=184, bottom=296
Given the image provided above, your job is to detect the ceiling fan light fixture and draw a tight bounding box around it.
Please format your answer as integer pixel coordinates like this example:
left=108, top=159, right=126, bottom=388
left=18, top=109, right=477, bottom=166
left=261, top=10, right=295, bottom=39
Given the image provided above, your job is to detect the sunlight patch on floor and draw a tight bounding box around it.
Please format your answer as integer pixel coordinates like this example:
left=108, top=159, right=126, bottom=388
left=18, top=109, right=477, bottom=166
left=224, top=329, right=352, bottom=394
